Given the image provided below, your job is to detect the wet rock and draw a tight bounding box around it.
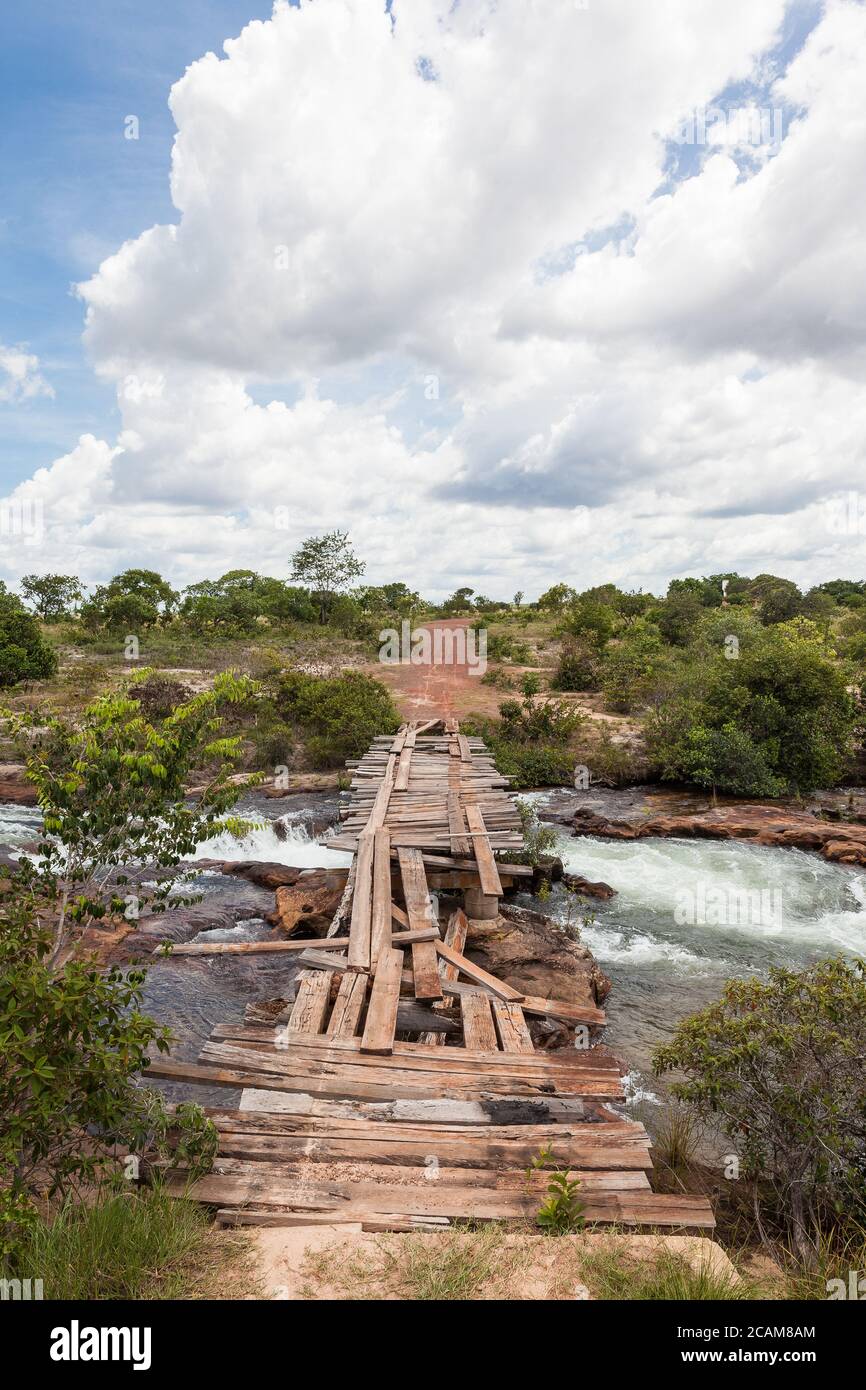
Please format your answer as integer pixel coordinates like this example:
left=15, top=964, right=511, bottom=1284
left=222, top=861, right=303, bottom=889
left=466, top=902, right=612, bottom=1020
left=268, top=869, right=346, bottom=937
left=530, top=854, right=563, bottom=894
left=117, top=906, right=242, bottom=958
left=0, top=765, right=37, bottom=805
left=572, top=801, right=866, bottom=867
left=562, top=872, right=616, bottom=900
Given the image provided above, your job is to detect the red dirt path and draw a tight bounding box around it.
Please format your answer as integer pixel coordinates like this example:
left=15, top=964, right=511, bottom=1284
left=364, top=619, right=503, bottom=722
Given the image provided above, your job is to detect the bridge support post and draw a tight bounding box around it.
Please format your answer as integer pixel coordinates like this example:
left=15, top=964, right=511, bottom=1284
left=464, top=886, right=499, bottom=920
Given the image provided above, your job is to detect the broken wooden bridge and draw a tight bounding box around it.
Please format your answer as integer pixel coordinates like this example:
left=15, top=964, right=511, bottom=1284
left=147, top=718, right=714, bottom=1233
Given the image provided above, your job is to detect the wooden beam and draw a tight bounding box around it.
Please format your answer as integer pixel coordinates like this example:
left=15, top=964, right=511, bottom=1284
left=397, top=847, right=443, bottom=1001
left=360, top=947, right=404, bottom=1055
left=370, top=827, right=392, bottom=968
left=434, top=939, right=524, bottom=1002
left=348, top=828, right=374, bottom=971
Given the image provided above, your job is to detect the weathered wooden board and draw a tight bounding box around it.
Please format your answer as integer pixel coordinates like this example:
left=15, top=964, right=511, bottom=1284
left=360, top=947, right=403, bottom=1056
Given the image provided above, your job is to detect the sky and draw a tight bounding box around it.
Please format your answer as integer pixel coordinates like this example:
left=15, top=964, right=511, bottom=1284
left=1, top=0, right=865, bottom=601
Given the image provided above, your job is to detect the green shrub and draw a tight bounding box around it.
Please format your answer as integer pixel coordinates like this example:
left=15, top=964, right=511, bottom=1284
left=0, top=885, right=216, bottom=1261
left=0, top=592, right=57, bottom=687
left=552, top=638, right=600, bottom=691
left=271, top=668, right=400, bottom=765
left=654, top=958, right=866, bottom=1268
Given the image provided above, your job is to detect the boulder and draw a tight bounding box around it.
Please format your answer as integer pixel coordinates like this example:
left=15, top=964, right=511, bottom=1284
left=268, top=870, right=346, bottom=937
left=562, top=872, right=616, bottom=900
left=465, top=902, right=612, bottom=1030
left=0, top=765, right=37, bottom=806
left=572, top=801, right=866, bottom=868
left=222, top=861, right=303, bottom=890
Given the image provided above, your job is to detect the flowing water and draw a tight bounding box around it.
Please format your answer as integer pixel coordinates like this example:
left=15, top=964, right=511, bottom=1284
left=521, top=792, right=866, bottom=1092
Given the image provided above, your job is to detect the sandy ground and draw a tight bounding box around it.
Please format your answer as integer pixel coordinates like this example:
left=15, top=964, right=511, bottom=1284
left=251, top=1225, right=741, bottom=1300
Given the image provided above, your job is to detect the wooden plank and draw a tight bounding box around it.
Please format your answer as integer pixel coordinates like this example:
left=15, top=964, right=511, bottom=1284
left=170, top=935, right=353, bottom=957
left=234, top=1091, right=592, bottom=1126
left=370, top=827, right=392, bottom=968
left=492, top=999, right=535, bottom=1054
left=397, top=847, right=443, bottom=1001
left=439, top=978, right=605, bottom=1027
left=326, top=973, right=367, bottom=1039
left=460, top=992, right=499, bottom=1051
left=447, top=790, right=471, bottom=857
left=196, top=1044, right=624, bottom=1099
left=146, top=1057, right=618, bottom=1103
left=360, top=948, right=404, bottom=1056
left=434, top=939, right=523, bottom=1002
left=348, top=828, right=374, bottom=971
left=457, top=734, right=472, bottom=762
left=287, top=971, right=333, bottom=1035
left=463, top=802, right=503, bottom=897
left=419, top=908, right=467, bottom=1046
left=210, top=1027, right=618, bottom=1072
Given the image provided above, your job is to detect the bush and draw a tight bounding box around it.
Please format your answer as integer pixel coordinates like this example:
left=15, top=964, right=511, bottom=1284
left=0, top=885, right=216, bottom=1261
left=552, top=638, right=600, bottom=691
left=271, top=668, right=400, bottom=765
left=653, top=958, right=866, bottom=1268
left=487, top=739, right=574, bottom=788
left=0, top=592, right=57, bottom=687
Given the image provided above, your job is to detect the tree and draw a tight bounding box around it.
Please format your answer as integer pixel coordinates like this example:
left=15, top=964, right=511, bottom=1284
left=290, top=531, right=365, bottom=624
left=0, top=592, right=58, bottom=687
left=513, top=591, right=524, bottom=608
left=654, top=959, right=866, bottom=1267
left=80, top=569, right=178, bottom=634
left=19, top=574, right=85, bottom=622
left=645, top=616, right=855, bottom=794
left=441, top=586, right=475, bottom=615
left=537, top=583, right=575, bottom=613
left=2, top=669, right=258, bottom=964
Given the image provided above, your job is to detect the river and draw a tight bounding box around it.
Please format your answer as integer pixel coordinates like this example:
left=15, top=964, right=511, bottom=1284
left=3, top=787, right=865, bottom=1105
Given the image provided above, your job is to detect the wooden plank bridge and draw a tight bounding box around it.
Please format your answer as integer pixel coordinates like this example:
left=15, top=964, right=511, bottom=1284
left=148, top=717, right=714, bottom=1234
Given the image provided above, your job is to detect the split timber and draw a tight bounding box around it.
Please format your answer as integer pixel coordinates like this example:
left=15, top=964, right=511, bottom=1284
left=149, top=717, right=714, bottom=1234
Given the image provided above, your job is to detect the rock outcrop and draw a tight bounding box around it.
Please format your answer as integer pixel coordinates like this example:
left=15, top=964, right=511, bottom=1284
left=572, top=803, right=866, bottom=866
left=267, top=869, right=347, bottom=937
left=464, top=902, right=612, bottom=1050
left=0, top=764, right=37, bottom=805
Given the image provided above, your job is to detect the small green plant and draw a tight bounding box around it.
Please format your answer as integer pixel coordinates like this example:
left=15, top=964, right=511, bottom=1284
left=527, top=1145, right=586, bottom=1234
left=516, top=801, right=558, bottom=865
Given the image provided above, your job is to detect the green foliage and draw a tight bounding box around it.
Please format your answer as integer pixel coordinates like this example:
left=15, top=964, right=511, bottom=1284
left=80, top=569, right=178, bottom=634
left=537, top=582, right=576, bottom=613
left=653, top=958, right=866, bottom=1266
left=3, top=1186, right=226, bottom=1299
left=441, top=585, right=475, bottom=615
left=645, top=617, right=855, bottom=794
left=0, top=591, right=58, bottom=687
left=20, top=574, right=84, bottom=622
left=0, top=884, right=216, bottom=1261
left=516, top=801, right=559, bottom=865
left=487, top=740, right=575, bottom=789
left=2, top=668, right=258, bottom=959
left=290, top=531, right=365, bottom=623
left=601, top=620, right=671, bottom=712
left=271, top=667, right=400, bottom=765
left=181, top=570, right=317, bottom=634
left=552, top=637, right=600, bottom=691
left=497, top=692, right=583, bottom=745
left=526, top=1145, right=585, bottom=1234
